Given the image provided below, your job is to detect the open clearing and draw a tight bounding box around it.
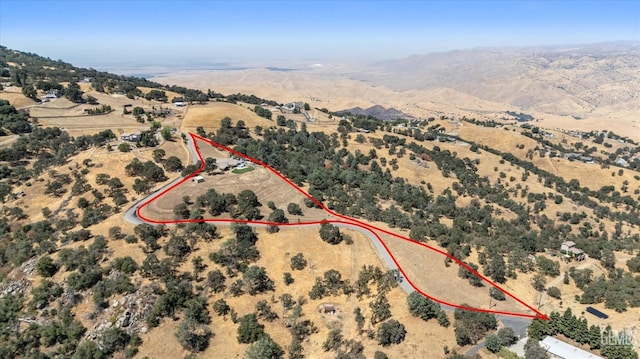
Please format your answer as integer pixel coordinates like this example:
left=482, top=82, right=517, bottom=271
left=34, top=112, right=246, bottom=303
left=180, top=101, right=274, bottom=132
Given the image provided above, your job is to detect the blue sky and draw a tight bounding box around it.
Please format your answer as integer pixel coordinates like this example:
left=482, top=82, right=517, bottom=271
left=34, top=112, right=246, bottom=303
left=1, top=0, right=638, bottom=67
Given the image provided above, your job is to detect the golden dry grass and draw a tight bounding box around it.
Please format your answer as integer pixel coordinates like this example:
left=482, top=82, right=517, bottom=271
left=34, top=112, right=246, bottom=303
left=0, top=87, right=37, bottom=108
left=135, top=226, right=459, bottom=359
left=180, top=101, right=274, bottom=133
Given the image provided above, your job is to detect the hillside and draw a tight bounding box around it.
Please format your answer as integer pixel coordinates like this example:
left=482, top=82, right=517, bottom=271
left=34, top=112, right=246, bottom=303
left=153, top=43, right=640, bottom=142
left=336, top=105, right=413, bottom=121
left=1, top=47, right=639, bottom=359
left=360, top=43, right=640, bottom=117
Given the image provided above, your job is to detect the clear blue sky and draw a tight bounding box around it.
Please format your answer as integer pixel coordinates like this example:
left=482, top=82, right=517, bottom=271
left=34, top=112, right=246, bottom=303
left=1, top=0, right=638, bottom=67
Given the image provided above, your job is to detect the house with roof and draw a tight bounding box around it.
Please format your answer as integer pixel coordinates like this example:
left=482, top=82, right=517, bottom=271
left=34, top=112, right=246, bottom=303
left=561, top=241, right=585, bottom=261
left=120, top=133, right=141, bottom=142
left=216, top=158, right=247, bottom=171
left=541, top=336, right=603, bottom=359
left=44, top=89, right=60, bottom=99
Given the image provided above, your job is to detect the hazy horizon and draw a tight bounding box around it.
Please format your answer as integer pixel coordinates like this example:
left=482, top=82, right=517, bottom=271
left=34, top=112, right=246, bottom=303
left=1, top=0, right=639, bottom=70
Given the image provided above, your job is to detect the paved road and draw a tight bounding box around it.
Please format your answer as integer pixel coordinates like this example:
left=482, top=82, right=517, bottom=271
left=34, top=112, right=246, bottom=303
left=124, top=133, right=198, bottom=225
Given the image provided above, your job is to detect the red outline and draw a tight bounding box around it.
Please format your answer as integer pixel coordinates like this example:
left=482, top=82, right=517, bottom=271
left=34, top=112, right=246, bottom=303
left=136, top=133, right=548, bottom=320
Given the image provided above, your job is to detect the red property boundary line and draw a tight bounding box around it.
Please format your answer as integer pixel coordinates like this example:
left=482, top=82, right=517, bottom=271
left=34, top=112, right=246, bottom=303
left=136, top=133, right=548, bottom=320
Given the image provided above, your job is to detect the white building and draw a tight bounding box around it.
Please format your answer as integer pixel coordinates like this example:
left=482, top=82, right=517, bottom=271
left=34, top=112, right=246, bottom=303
left=541, top=336, right=603, bottom=359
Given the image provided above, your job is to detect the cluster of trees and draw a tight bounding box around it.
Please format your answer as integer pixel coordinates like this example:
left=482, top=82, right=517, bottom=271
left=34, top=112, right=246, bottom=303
left=209, top=224, right=261, bottom=276
left=0, top=223, right=146, bottom=358
left=0, top=99, right=31, bottom=135
left=228, top=125, right=435, bottom=233
left=407, top=292, right=450, bottom=327
left=167, top=85, right=209, bottom=104
left=483, top=327, right=518, bottom=354
left=528, top=308, right=638, bottom=359
left=254, top=105, right=272, bottom=120
left=452, top=306, right=497, bottom=346
left=125, top=158, right=167, bottom=183
left=0, top=299, right=97, bottom=358
left=225, top=93, right=278, bottom=106
left=184, top=188, right=262, bottom=220
left=85, top=104, right=112, bottom=115
left=206, top=118, right=250, bottom=145
left=569, top=268, right=640, bottom=312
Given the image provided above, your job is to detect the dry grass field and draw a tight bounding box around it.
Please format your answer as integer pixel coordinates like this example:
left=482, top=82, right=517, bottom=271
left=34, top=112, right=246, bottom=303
left=380, top=232, right=537, bottom=316
left=139, top=164, right=329, bottom=223
left=456, top=120, right=639, bottom=194
left=5, top=86, right=186, bottom=137
left=135, top=226, right=459, bottom=359
left=180, top=102, right=274, bottom=133
left=0, top=86, right=38, bottom=108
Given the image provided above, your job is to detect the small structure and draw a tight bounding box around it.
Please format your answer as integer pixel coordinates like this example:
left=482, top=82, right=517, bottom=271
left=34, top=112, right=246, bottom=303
left=174, top=101, right=185, bottom=107
left=45, top=89, right=60, bottom=99
left=615, top=158, right=629, bottom=167
left=560, top=241, right=585, bottom=261
left=570, top=247, right=586, bottom=261
left=192, top=175, right=205, bottom=183
left=560, top=241, right=575, bottom=253
left=317, top=303, right=335, bottom=315
left=120, top=133, right=141, bottom=142
left=586, top=306, right=609, bottom=319
left=540, top=336, right=603, bottom=359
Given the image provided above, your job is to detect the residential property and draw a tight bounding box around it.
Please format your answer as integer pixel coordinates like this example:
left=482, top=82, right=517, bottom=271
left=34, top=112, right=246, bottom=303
left=565, top=153, right=594, bottom=163
left=560, top=241, right=585, bottom=261
left=120, top=133, right=141, bottom=142
left=44, top=89, right=60, bottom=99
left=540, top=336, right=603, bottom=359
left=560, top=241, right=575, bottom=253
left=216, top=158, right=247, bottom=171
left=615, top=158, right=629, bottom=167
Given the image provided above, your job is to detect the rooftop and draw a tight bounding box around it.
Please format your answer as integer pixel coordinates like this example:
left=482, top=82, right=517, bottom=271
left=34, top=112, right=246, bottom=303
left=541, top=336, right=603, bottom=359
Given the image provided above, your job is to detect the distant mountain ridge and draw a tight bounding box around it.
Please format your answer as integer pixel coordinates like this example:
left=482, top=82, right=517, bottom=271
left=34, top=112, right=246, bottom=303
left=336, top=105, right=413, bottom=121
left=355, top=43, right=640, bottom=118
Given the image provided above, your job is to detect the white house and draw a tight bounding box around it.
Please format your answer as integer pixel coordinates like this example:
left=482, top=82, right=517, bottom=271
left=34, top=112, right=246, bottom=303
left=561, top=241, right=585, bottom=261
left=560, top=241, right=576, bottom=253
left=192, top=175, right=205, bottom=183
left=541, top=336, right=603, bottom=359
left=120, top=133, right=141, bottom=142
